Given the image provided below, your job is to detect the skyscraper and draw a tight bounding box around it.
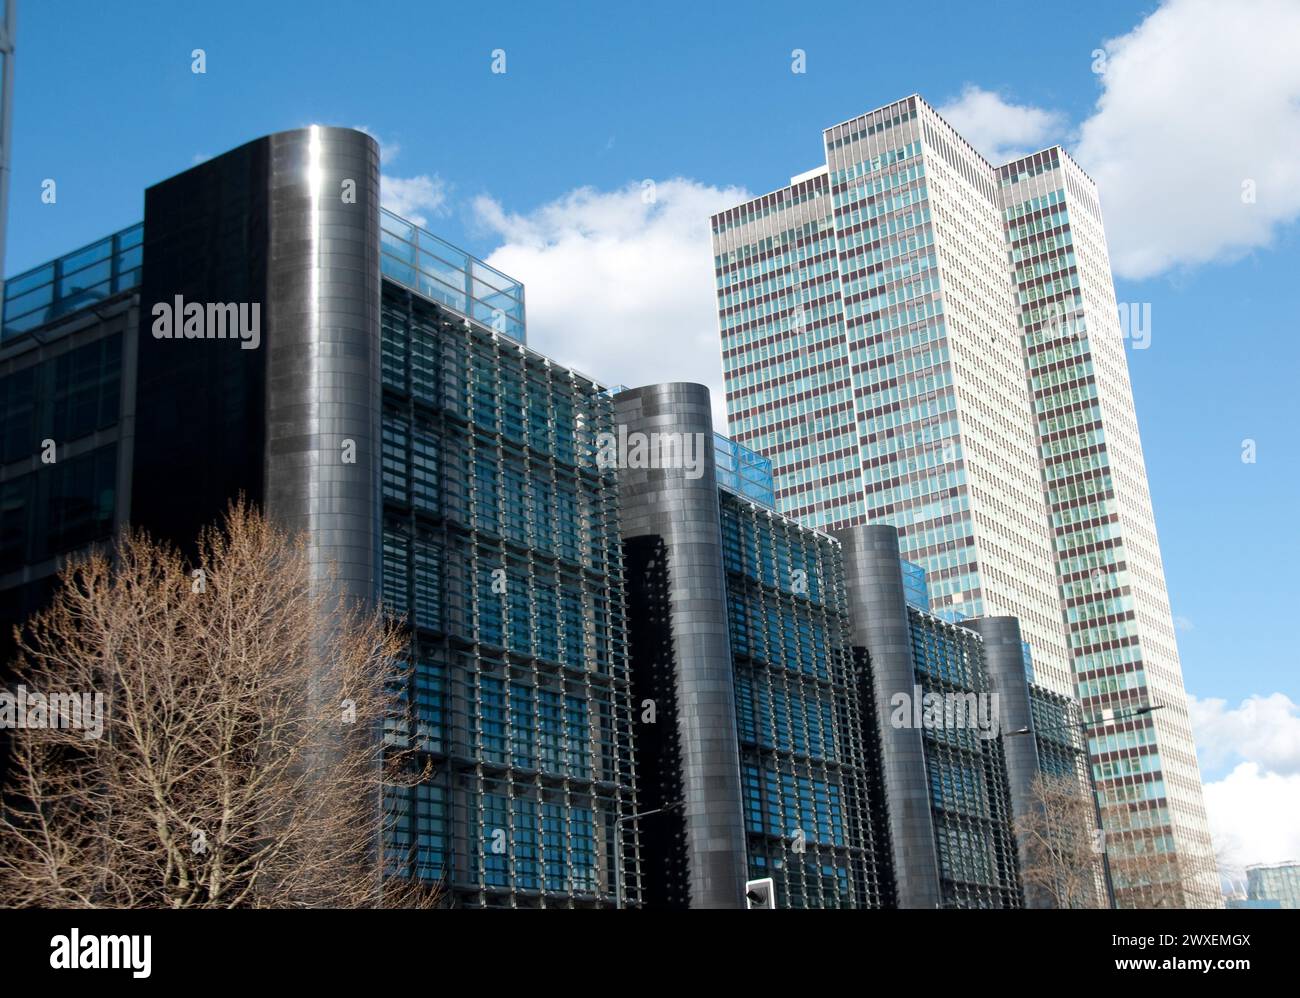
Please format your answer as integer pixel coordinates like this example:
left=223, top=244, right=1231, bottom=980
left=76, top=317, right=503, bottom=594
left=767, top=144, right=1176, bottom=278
left=1000, top=146, right=1219, bottom=907
left=713, top=97, right=1073, bottom=699
left=710, top=94, right=1218, bottom=907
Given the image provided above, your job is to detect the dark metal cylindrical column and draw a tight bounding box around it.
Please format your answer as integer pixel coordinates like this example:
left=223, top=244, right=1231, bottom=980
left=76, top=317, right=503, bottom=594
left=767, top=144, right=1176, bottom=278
left=616, top=383, right=747, bottom=909
left=835, top=523, right=942, bottom=909
left=960, top=615, right=1045, bottom=907
left=264, top=126, right=381, bottom=604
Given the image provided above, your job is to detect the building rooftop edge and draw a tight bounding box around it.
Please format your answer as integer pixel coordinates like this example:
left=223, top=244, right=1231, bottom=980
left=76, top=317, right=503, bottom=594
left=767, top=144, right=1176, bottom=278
left=711, top=92, right=1099, bottom=222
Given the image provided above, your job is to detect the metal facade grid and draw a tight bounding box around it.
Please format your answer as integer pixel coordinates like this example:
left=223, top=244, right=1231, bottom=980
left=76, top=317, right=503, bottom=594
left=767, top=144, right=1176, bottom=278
left=720, top=491, right=886, bottom=908
left=378, top=284, right=639, bottom=908
left=909, top=609, right=1022, bottom=908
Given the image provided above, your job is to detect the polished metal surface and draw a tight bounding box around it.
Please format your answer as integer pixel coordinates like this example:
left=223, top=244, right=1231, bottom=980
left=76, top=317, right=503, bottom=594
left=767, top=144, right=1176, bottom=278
left=835, top=523, right=943, bottom=909
left=616, top=383, right=748, bottom=909
left=264, top=126, right=381, bottom=605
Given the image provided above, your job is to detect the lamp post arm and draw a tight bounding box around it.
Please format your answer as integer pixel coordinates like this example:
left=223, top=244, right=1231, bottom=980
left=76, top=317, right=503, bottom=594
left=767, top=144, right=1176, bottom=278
left=613, top=800, right=684, bottom=909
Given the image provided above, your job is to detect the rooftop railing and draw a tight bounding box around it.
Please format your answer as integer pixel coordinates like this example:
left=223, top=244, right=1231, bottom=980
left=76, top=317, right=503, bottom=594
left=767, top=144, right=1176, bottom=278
left=2, top=222, right=144, bottom=341
left=714, top=433, right=775, bottom=508
left=2, top=209, right=527, bottom=346
left=380, top=208, right=525, bottom=343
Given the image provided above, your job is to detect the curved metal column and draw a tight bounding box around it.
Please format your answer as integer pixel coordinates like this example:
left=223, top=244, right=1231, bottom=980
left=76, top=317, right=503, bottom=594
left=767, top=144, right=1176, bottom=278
left=615, top=383, right=747, bottom=909
left=835, top=523, right=942, bottom=909
left=264, top=126, right=381, bottom=604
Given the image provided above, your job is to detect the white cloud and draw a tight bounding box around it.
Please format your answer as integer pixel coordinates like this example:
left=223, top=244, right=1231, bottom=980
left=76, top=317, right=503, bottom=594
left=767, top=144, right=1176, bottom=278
left=936, top=86, right=1066, bottom=164
left=1173, top=615, right=1195, bottom=633
left=381, top=175, right=448, bottom=228
left=1190, top=692, right=1300, bottom=777
left=1075, top=0, right=1300, bottom=278
left=474, top=178, right=751, bottom=432
left=350, top=125, right=448, bottom=228
left=1189, top=692, right=1300, bottom=878
left=941, top=2, right=1300, bottom=279
left=1203, top=764, right=1300, bottom=877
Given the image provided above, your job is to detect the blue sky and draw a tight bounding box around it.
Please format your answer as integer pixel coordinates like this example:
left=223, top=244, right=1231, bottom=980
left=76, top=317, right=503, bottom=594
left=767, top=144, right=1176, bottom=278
left=9, top=0, right=1300, bottom=866
left=11, top=0, right=1151, bottom=266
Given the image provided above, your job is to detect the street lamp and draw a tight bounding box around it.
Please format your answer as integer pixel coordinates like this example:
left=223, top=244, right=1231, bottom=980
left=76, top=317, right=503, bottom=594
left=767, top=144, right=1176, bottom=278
left=612, top=801, right=683, bottom=910
left=1007, top=704, right=1165, bottom=909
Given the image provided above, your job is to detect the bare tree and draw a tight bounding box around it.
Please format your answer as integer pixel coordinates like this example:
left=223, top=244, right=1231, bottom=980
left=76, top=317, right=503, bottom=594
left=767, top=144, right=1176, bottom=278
left=1214, top=831, right=1246, bottom=901
left=0, top=500, right=436, bottom=908
left=1016, top=773, right=1104, bottom=908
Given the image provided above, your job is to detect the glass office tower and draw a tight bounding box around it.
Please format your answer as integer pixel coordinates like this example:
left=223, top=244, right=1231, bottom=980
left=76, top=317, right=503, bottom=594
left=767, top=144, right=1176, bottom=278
left=711, top=94, right=1218, bottom=907
left=713, top=98, right=1071, bottom=702
left=0, top=225, right=141, bottom=648
left=999, top=147, right=1218, bottom=906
